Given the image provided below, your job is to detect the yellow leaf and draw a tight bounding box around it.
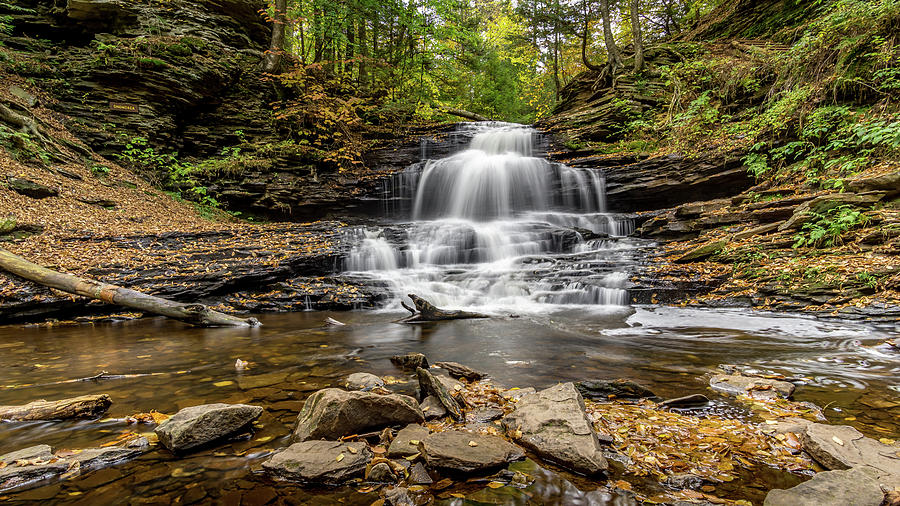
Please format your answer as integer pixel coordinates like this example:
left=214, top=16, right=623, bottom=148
left=336, top=453, right=344, bottom=462
left=832, top=436, right=844, bottom=446
left=255, top=436, right=273, bottom=443
left=487, top=481, right=505, bottom=488
left=468, top=441, right=478, bottom=447
left=407, top=485, right=427, bottom=492
left=879, top=438, right=895, bottom=445
left=213, top=380, right=234, bottom=387
left=450, top=493, right=465, bottom=498
left=347, top=446, right=358, bottom=454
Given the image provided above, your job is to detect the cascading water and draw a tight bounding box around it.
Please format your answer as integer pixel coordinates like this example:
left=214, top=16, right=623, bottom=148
left=344, top=122, right=639, bottom=312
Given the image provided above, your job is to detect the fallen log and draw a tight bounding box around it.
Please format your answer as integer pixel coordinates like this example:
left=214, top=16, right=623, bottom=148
left=0, top=394, right=112, bottom=421
left=439, top=106, right=490, bottom=122
left=0, top=248, right=259, bottom=327
left=399, top=294, right=489, bottom=323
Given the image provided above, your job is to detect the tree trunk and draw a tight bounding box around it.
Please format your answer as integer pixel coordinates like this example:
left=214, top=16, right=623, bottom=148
left=600, top=0, right=622, bottom=71
left=260, top=0, right=288, bottom=74
left=399, top=294, right=490, bottom=323
left=0, top=394, right=112, bottom=421
left=0, top=248, right=258, bottom=327
left=358, top=17, right=368, bottom=88
left=440, top=107, right=490, bottom=122
left=631, top=0, right=644, bottom=72
left=581, top=0, right=603, bottom=71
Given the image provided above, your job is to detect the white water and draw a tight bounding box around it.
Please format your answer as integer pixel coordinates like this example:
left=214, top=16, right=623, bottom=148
left=344, top=123, right=638, bottom=313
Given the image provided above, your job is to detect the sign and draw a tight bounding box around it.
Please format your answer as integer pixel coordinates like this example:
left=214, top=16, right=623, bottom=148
left=109, top=101, right=139, bottom=113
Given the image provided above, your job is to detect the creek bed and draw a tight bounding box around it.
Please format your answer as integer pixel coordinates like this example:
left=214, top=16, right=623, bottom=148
left=0, top=307, right=897, bottom=504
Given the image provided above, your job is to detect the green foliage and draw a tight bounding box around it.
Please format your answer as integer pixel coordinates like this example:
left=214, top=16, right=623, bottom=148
left=0, top=15, right=13, bottom=37
left=856, top=271, right=879, bottom=289
left=0, top=125, right=48, bottom=164
left=792, top=204, right=870, bottom=248
left=91, top=164, right=110, bottom=177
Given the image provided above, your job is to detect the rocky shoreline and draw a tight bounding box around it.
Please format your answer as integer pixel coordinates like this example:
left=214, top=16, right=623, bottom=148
left=2, top=354, right=897, bottom=504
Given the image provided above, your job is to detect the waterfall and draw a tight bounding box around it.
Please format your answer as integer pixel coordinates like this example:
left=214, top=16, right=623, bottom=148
left=343, top=122, right=636, bottom=312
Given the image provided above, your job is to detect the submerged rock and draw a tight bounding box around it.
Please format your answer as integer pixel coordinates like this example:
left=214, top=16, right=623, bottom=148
left=292, top=388, right=424, bottom=442
left=764, top=466, right=887, bottom=506
left=390, top=353, right=429, bottom=371
left=0, top=445, right=66, bottom=493
left=263, top=440, right=371, bottom=484
left=155, top=403, right=263, bottom=452
left=502, top=382, right=608, bottom=475
left=345, top=372, right=384, bottom=391
left=416, top=367, right=462, bottom=421
left=387, top=424, right=429, bottom=458
left=708, top=374, right=795, bottom=399
left=575, top=378, right=658, bottom=400
left=422, top=430, right=524, bottom=473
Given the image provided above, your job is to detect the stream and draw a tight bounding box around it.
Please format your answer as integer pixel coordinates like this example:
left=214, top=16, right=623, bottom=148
left=0, top=123, right=897, bottom=504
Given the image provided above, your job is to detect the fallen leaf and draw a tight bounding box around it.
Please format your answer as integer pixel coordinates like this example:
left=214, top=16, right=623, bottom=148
left=213, top=380, right=234, bottom=387
left=336, top=453, right=344, bottom=462
left=832, top=436, right=844, bottom=446
left=486, top=481, right=505, bottom=488
left=468, top=441, right=478, bottom=447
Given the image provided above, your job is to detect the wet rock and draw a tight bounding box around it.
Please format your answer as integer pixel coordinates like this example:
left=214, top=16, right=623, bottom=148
left=502, top=382, right=608, bottom=475
left=390, top=353, right=429, bottom=371
left=674, top=240, right=727, bottom=263
left=7, top=177, right=58, bottom=199
left=435, top=361, right=486, bottom=381
left=422, top=431, right=524, bottom=474
left=467, top=408, right=504, bottom=423
left=292, top=388, right=424, bottom=442
left=416, top=367, right=463, bottom=421
left=709, top=374, right=795, bottom=399
left=420, top=395, right=448, bottom=420
left=345, top=373, right=384, bottom=391
left=658, top=394, right=709, bottom=409
left=501, top=387, right=535, bottom=400
left=575, top=378, right=658, bottom=400
left=367, top=462, right=396, bottom=483
left=384, top=485, right=416, bottom=505
left=155, top=403, right=263, bottom=452
left=0, top=445, right=66, bottom=493
left=407, top=462, right=433, bottom=485
left=69, top=446, right=142, bottom=471
left=262, top=440, right=371, bottom=484
left=387, top=424, right=429, bottom=458
left=0, top=445, right=53, bottom=464
left=436, top=374, right=464, bottom=392
left=800, top=422, right=900, bottom=475
left=665, top=473, right=707, bottom=490
left=764, top=466, right=887, bottom=506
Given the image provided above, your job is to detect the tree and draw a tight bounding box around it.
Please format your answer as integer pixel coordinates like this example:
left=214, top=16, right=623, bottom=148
left=600, top=0, right=622, bottom=74
left=631, top=0, right=644, bottom=71
left=261, top=0, right=288, bottom=74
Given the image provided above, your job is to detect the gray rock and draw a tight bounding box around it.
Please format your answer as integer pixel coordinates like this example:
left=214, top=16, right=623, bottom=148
left=467, top=408, right=504, bottom=423
left=800, top=422, right=900, bottom=476
left=387, top=424, right=429, bottom=458
left=709, top=374, right=795, bottom=399
left=764, top=466, right=886, bottom=506
left=292, top=388, right=424, bottom=442
left=436, top=374, right=464, bottom=392
left=665, top=473, right=706, bottom=490
left=502, top=382, right=608, bottom=475
left=501, top=387, right=535, bottom=400
left=0, top=445, right=53, bottom=465
left=367, top=462, right=396, bottom=483
left=416, top=368, right=462, bottom=421
left=69, top=446, right=142, bottom=471
left=155, top=403, right=263, bottom=452
left=345, top=372, right=384, bottom=391
left=390, top=353, right=428, bottom=371
left=0, top=446, right=66, bottom=493
left=422, top=430, right=524, bottom=473
left=407, top=462, right=433, bottom=485
left=9, top=86, right=38, bottom=108
left=575, top=378, right=658, bottom=400
left=434, top=361, right=486, bottom=381
left=7, top=177, right=58, bottom=199
left=848, top=170, right=900, bottom=193
left=420, top=395, right=447, bottom=420
left=384, top=485, right=415, bottom=505
left=262, top=440, right=371, bottom=484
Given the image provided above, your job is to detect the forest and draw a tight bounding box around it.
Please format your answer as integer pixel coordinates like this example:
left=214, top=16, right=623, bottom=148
left=0, top=0, right=898, bottom=504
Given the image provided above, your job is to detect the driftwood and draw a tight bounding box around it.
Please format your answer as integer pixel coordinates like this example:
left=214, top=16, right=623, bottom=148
left=0, top=394, right=112, bottom=421
left=0, top=248, right=259, bottom=327
left=399, top=294, right=489, bottom=323
left=439, top=107, right=490, bottom=122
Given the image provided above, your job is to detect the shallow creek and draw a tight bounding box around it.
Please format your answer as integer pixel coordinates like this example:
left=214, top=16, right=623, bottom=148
left=0, top=307, right=896, bottom=504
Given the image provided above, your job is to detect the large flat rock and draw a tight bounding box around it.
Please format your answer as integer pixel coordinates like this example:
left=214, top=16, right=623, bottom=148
left=155, top=403, right=263, bottom=452
left=502, top=382, right=608, bottom=475
left=263, top=440, right=371, bottom=484
left=764, top=466, right=887, bottom=506
left=292, top=388, right=424, bottom=442
left=422, top=430, right=524, bottom=473
left=387, top=424, right=430, bottom=458
left=709, top=374, right=795, bottom=399
left=800, top=422, right=900, bottom=476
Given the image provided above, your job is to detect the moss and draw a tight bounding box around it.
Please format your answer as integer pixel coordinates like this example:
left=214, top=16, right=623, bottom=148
left=138, top=57, right=167, bottom=69
left=165, top=43, right=193, bottom=57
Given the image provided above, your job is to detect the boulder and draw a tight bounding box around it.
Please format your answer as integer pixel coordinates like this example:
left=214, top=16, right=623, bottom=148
left=709, top=374, right=795, bottom=399
left=501, top=387, right=535, bottom=400
left=764, top=466, right=887, bottom=506
left=434, top=361, right=486, bottom=381
left=416, top=368, right=463, bottom=421
left=7, top=177, right=58, bottom=199
left=345, top=372, right=384, bottom=391
left=292, top=388, right=424, bottom=442
left=407, top=462, right=433, bottom=485
left=420, top=396, right=447, bottom=420
left=467, top=407, right=504, bottom=423
left=155, top=403, right=263, bottom=452
left=422, top=430, right=524, bottom=474
left=387, top=424, right=429, bottom=458
left=367, top=462, right=396, bottom=483
left=262, top=440, right=371, bottom=484
left=800, top=422, right=900, bottom=476
left=390, top=353, right=428, bottom=371
left=502, top=382, right=608, bottom=475
left=575, top=378, right=658, bottom=400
